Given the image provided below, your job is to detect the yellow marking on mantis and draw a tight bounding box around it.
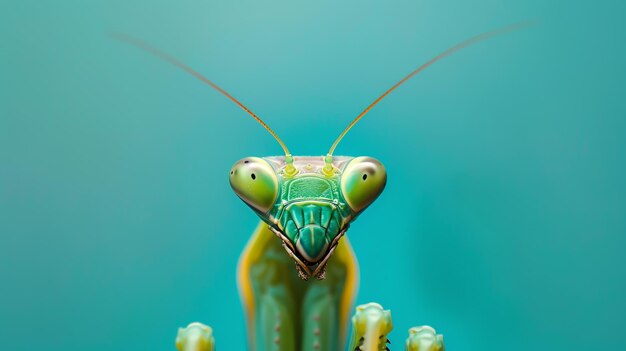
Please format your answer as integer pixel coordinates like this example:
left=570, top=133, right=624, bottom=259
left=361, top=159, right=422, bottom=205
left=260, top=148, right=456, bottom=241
left=115, top=21, right=531, bottom=351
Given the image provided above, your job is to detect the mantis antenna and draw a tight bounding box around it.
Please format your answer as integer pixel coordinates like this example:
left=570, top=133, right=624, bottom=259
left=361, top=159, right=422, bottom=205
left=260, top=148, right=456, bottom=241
left=111, top=33, right=295, bottom=166
left=323, top=21, right=534, bottom=173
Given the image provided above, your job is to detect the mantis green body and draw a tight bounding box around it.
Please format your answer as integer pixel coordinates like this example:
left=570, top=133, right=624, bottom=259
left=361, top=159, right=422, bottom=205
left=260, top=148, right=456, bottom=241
left=234, top=156, right=382, bottom=350
left=116, top=21, right=527, bottom=351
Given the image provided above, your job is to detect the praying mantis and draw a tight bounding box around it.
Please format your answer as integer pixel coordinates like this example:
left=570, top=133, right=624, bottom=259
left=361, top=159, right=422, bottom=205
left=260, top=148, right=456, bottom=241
left=115, top=21, right=528, bottom=351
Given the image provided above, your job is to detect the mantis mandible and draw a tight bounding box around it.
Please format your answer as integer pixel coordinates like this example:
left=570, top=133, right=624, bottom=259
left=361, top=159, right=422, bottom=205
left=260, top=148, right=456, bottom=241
left=115, top=21, right=528, bottom=351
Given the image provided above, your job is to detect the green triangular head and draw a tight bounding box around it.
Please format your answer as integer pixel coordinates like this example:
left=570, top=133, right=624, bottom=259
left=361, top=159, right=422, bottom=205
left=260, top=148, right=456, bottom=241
left=229, top=155, right=386, bottom=279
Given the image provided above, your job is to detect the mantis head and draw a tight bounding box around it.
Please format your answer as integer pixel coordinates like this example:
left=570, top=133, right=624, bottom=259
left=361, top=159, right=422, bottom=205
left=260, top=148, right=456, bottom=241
left=229, top=155, right=386, bottom=279
left=114, top=21, right=530, bottom=279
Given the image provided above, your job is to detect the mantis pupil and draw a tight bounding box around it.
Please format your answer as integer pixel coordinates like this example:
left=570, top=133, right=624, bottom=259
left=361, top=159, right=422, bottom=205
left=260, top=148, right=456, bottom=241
left=362, top=174, right=368, bottom=180
left=251, top=173, right=256, bottom=180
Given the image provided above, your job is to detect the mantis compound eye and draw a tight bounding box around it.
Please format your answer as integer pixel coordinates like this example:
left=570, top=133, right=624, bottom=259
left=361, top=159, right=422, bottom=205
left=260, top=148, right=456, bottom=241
left=340, top=156, right=387, bottom=213
left=229, top=157, right=279, bottom=213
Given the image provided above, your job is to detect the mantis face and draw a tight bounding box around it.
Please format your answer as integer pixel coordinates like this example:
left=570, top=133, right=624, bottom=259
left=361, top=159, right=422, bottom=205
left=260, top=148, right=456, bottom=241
left=230, top=156, right=386, bottom=279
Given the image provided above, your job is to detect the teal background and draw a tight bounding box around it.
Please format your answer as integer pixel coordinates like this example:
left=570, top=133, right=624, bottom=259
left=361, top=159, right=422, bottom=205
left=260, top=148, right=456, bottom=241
left=1, top=1, right=624, bottom=350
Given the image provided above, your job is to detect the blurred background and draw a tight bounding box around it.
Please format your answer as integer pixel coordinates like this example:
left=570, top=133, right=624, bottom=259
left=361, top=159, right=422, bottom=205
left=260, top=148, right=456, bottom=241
left=1, top=0, right=624, bottom=350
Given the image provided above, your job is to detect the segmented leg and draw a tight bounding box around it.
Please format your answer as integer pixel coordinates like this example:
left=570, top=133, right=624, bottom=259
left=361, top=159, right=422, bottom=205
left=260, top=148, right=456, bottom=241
left=347, top=303, right=393, bottom=351
left=300, top=232, right=359, bottom=351
left=239, top=222, right=300, bottom=350
left=405, top=326, right=445, bottom=351
left=175, top=322, right=215, bottom=351
left=300, top=283, right=338, bottom=350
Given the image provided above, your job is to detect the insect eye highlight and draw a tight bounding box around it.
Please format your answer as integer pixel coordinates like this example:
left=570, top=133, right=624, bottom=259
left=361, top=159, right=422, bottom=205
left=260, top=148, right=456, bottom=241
left=229, top=157, right=278, bottom=213
left=340, top=157, right=386, bottom=213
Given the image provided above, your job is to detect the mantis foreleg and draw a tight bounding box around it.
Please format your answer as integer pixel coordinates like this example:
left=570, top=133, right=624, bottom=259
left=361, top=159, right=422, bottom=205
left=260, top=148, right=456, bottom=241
left=175, top=322, right=215, bottom=351
left=347, top=303, right=393, bottom=351
left=405, top=326, right=445, bottom=351
left=238, top=222, right=358, bottom=351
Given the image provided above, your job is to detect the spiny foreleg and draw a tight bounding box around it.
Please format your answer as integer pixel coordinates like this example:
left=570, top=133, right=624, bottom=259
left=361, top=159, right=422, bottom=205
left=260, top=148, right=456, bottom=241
left=404, top=326, right=445, bottom=351
left=347, top=303, right=393, bottom=351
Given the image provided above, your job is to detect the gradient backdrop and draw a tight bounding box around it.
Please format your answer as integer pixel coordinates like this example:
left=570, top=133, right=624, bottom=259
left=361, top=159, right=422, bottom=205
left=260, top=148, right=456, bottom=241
left=1, top=1, right=625, bottom=350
